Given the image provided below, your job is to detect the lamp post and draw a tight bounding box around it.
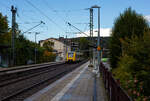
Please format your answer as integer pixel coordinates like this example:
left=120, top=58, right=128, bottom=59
left=28, top=32, right=40, bottom=64
left=91, top=5, right=101, bottom=73
left=35, top=32, right=40, bottom=64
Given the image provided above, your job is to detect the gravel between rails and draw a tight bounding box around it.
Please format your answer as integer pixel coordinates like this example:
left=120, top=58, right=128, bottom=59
left=0, top=62, right=64, bottom=83
left=0, top=60, right=87, bottom=101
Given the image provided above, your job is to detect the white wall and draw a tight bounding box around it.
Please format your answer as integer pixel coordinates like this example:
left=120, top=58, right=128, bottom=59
left=40, top=38, right=71, bottom=60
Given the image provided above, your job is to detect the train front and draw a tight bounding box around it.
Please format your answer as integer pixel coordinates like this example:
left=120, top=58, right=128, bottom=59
left=66, top=52, right=75, bottom=63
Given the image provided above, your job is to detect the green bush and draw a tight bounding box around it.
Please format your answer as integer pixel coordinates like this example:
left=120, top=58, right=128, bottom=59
left=113, top=31, right=150, bottom=100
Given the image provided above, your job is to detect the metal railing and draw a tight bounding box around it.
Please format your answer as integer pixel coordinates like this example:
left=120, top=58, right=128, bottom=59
left=100, top=63, right=132, bottom=101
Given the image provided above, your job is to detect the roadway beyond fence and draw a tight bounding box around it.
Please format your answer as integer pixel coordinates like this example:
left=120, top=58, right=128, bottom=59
left=100, top=62, right=133, bottom=101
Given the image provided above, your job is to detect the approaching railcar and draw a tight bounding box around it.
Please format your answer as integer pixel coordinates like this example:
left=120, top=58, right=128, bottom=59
left=66, top=51, right=82, bottom=63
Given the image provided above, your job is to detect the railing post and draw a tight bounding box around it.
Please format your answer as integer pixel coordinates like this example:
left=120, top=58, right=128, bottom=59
left=106, top=68, right=108, bottom=90
left=116, top=79, right=120, bottom=101
left=117, top=79, right=120, bottom=85
left=104, top=68, right=106, bottom=88
left=108, top=72, right=110, bottom=94
left=110, top=76, right=113, bottom=101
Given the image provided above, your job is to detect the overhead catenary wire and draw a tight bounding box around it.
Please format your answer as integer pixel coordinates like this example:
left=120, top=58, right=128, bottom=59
left=25, top=0, right=66, bottom=32
left=83, top=23, right=89, bottom=32
left=42, top=0, right=70, bottom=37
left=22, top=1, right=43, bottom=23
left=42, top=0, right=89, bottom=37
left=42, top=0, right=84, bottom=23
left=13, top=0, right=42, bottom=30
left=25, top=0, right=90, bottom=38
left=74, top=23, right=89, bottom=33
left=42, top=0, right=67, bottom=23
left=42, top=0, right=81, bottom=36
left=18, top=21, right=44, bottom=24
left=67, top=22, right=89, bottom=37
left=51, top=8, right=88, bottom=13
left=22, top=21, right=45, bottom=34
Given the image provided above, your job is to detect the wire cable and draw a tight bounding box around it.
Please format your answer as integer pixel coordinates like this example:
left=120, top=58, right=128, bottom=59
left=25, top=0, right=66, bottom=32
left=42, top=0, right=67, bottom=23
left=41, top=0, right=89, bottom=36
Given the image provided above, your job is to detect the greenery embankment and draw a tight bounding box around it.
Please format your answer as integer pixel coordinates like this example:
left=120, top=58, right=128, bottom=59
left=0, top=13, right=56, bottom=67
left=109, top=8, right=150, bottom=101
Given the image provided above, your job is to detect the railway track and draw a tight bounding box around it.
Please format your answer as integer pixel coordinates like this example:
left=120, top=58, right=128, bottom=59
left=0, top=62, right=64, bottom=86
left=0, top=61, right=64, bottom=74
left=0, top=60, right=87, bottom=101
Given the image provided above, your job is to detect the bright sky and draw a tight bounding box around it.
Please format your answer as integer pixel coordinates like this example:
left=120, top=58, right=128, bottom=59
left=0, top=0, right=150, bottom=42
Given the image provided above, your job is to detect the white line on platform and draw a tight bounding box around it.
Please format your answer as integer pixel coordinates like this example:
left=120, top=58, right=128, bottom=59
left=24, top=62, right=88, bottom=101
left=51, top=63, right=88, bottom=101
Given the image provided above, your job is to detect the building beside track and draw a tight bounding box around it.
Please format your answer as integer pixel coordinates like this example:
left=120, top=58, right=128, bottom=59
left=39, top=37, right=110, bottom=61
left=39, top=38, right=71, bottom=61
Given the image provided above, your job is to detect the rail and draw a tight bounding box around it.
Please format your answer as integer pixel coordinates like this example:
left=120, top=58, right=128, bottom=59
left=0, top=61, right=65, bottom=74
left=0, top=62, right=65, bottom=86
left=100, top=62, right=132, bottom=101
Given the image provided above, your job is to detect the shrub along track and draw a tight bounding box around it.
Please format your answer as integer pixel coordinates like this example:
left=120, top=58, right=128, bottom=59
left=0, top=60, right=87, bottom=101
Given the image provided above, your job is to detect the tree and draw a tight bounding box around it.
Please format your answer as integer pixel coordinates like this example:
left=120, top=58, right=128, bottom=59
left=0, top=13, right=9, bottom=44
left=43, top=41, right=54, bottom=52
left=43, top=50, right=56, bottom=62
left=79, top=37, right=89, bottom=57
left=0, top=13, right=8, bottom=34
left=0, top=12, right=56, bottom=66
left=113, top=31, right=150, bottom=100
left=109, top=8, right=149, bottom=68
left=42, top=41, right=56, bottom=62
left=15, top=35, right=35, bottom=65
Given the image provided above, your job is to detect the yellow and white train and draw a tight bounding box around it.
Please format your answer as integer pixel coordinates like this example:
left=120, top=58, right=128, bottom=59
left=66, top=51, right=83, bottom=63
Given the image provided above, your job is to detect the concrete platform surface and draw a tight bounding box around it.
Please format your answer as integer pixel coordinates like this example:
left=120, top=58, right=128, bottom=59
left=24, top=62, right=108, bottom=101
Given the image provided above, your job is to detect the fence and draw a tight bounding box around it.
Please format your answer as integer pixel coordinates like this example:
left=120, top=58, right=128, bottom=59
left=100, top=63, right=132, bottom=101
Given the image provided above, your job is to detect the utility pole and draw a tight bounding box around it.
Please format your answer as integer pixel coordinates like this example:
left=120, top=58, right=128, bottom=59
left=65, top=35, right=68, bottom=61
left=11, top=6, right=17, bottom=66
left=90, top=8, right=93, bottom=41
left=66, top=35, right=67, bottom=53
left=90, top=8, right=93, bottom=64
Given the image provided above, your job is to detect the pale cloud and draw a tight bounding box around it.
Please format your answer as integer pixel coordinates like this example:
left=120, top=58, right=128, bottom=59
left=144, top=15, right=150, bottom=22
left=76, top=28, right=112, bottom=37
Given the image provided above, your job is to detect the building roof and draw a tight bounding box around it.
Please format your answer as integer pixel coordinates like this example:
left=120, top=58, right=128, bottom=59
left=39, top=38, right=71, bottom=46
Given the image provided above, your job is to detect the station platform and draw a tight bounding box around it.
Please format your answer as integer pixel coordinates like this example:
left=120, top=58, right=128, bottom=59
left=24, top=62, right=108, bottom=101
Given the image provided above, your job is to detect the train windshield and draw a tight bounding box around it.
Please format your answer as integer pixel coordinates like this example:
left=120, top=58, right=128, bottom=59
left=68, top=52, right=74, bottom=57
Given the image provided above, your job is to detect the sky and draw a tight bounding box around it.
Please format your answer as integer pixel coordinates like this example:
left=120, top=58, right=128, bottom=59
left=0, top=0, right=150, bottom=42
